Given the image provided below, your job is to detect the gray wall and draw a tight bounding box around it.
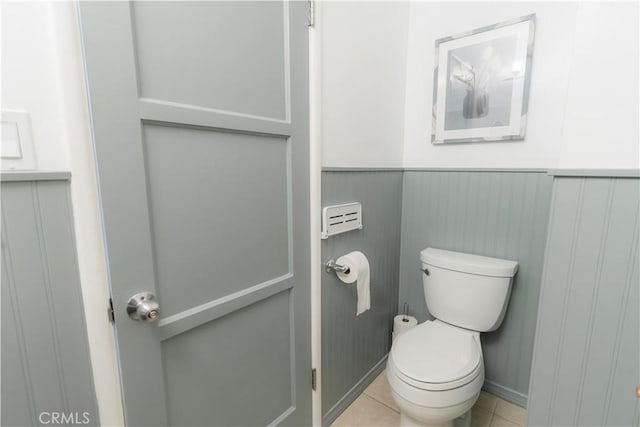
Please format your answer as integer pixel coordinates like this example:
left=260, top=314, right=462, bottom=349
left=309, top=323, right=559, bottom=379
left=1, top=175, right=99, bottom=426
left=527, top=176, right=639, bottom=426
left=321, top=171, right=403, bottom=424
left=398, top=170, right=553, bottom=405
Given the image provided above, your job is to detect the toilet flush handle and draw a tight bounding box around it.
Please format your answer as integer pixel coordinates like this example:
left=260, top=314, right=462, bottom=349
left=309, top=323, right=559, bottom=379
left=421, top=267, right=430, bottom=276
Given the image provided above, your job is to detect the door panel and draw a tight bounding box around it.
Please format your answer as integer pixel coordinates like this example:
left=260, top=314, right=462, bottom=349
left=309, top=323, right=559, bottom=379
left=130, top=1, right=288, bottom=119
left=162, top=292, right=293, bottom=427
left=142, top=124, right=291, bottom=317
left=79, top=2, right=310, bottom=426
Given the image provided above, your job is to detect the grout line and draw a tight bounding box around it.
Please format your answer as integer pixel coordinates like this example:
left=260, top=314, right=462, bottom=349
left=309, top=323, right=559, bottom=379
left=362, top=391, right=400, bottom=414
left=358, top=393, right=399, bottom=416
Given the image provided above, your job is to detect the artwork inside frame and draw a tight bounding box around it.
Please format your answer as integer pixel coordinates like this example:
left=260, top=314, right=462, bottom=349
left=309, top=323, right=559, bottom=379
left=431, top=14, right=536, bottom=145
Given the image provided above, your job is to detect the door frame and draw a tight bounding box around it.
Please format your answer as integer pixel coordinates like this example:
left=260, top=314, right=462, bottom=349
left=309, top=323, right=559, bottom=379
left=309, top=2, right=323, bottom=425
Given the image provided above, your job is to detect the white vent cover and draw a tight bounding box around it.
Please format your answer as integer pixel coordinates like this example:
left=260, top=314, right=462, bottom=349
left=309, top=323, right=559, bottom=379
left=321, top=202, right=362, bottom=239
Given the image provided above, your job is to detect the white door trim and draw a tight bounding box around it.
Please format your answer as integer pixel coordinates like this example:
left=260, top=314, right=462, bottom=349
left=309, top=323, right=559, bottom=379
left=59, top=2, right=125, bottom=426
left=309, top=2, right=323, bottom=424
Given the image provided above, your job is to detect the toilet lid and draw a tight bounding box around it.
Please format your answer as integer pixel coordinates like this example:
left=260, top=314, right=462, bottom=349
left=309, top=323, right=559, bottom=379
left=391, top=321, right=481, bottom=384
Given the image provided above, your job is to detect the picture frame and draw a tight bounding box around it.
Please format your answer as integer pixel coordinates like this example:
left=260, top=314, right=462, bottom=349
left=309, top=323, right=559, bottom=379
left=431, top=14, right=536, bottom=145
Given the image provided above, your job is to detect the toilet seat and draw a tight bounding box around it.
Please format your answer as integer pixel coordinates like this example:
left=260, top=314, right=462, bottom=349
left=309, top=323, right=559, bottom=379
left=390, top=320, right=482, bottom=391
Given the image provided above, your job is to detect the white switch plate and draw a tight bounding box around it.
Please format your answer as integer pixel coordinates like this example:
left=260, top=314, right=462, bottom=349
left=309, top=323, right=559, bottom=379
left=1, top=110, right=36, bottom=171
left=321, top=202, right=363, bottom=239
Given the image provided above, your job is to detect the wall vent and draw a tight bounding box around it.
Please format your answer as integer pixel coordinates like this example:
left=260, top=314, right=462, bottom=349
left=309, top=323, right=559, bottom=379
left=321, top=202, right=362, bottom=239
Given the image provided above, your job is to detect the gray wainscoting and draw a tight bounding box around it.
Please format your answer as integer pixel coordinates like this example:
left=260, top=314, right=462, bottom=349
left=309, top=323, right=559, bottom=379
left=321, top=171, right=403, bottom=425
left=526, top=177, right=639, bottom=426
left=1, top=177, right=99, bottom=426
left=398, top=171, right=553, bottom=405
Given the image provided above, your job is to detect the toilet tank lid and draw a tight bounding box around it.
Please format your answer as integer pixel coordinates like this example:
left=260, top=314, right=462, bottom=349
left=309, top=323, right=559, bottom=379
left=420, top=248, right=518, bottom=277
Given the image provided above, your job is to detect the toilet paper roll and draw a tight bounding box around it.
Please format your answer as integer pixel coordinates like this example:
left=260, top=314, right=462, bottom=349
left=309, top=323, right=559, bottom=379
left=336, top=251, right=370, bottom=316
left=392, top=314, right=418, bottom=341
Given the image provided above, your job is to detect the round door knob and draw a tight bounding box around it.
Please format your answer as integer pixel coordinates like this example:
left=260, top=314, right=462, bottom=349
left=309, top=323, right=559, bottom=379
left=127, top=292, right=160, bottom=323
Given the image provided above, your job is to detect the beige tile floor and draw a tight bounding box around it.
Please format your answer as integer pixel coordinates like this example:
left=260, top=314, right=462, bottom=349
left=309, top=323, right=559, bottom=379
left=331, top=370, right=526, bottom=427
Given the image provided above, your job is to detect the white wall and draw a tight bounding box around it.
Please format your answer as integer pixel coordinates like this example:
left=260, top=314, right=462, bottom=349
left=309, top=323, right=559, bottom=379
left=1, top=2, right=124, bottom=426
left=321, top=1, right=409, bottom=168
left=557, top=2, right=639, bottom=169
left=2, top=2, right=70, bottom=170
left=402, top=1, right=639, bottom=169
left=403, top=1, right=577, bottom=168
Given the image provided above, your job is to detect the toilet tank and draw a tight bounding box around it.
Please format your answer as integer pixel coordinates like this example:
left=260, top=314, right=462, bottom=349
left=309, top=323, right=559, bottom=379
left=420, top=248, right=518, bottom=332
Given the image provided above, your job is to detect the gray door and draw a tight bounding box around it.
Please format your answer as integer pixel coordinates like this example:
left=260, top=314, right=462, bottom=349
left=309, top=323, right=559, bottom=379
left=79, top=2, right=310, bottom=426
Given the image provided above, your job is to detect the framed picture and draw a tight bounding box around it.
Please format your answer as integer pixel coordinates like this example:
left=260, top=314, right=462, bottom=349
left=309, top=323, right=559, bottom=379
left=431, top=14, right=536, bottom=144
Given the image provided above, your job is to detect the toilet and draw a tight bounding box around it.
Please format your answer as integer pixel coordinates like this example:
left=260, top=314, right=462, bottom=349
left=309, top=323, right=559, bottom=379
left=387, top=248, right=518, bottom=427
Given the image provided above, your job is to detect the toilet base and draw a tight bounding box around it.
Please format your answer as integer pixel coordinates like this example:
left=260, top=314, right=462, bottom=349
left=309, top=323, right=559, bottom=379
left=399, top=409, right=471, bottom=427
left=400, top=411, right=452, bottom=427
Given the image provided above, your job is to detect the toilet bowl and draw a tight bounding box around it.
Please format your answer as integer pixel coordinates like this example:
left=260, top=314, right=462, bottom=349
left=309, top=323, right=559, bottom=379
left=387, top=248, right=518, bottom=426
left=387, top=320, right=484, bottom=427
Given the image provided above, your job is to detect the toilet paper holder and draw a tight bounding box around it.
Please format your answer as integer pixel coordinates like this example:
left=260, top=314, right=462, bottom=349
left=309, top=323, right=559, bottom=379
left=325, top=259, right=350, bottom=274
